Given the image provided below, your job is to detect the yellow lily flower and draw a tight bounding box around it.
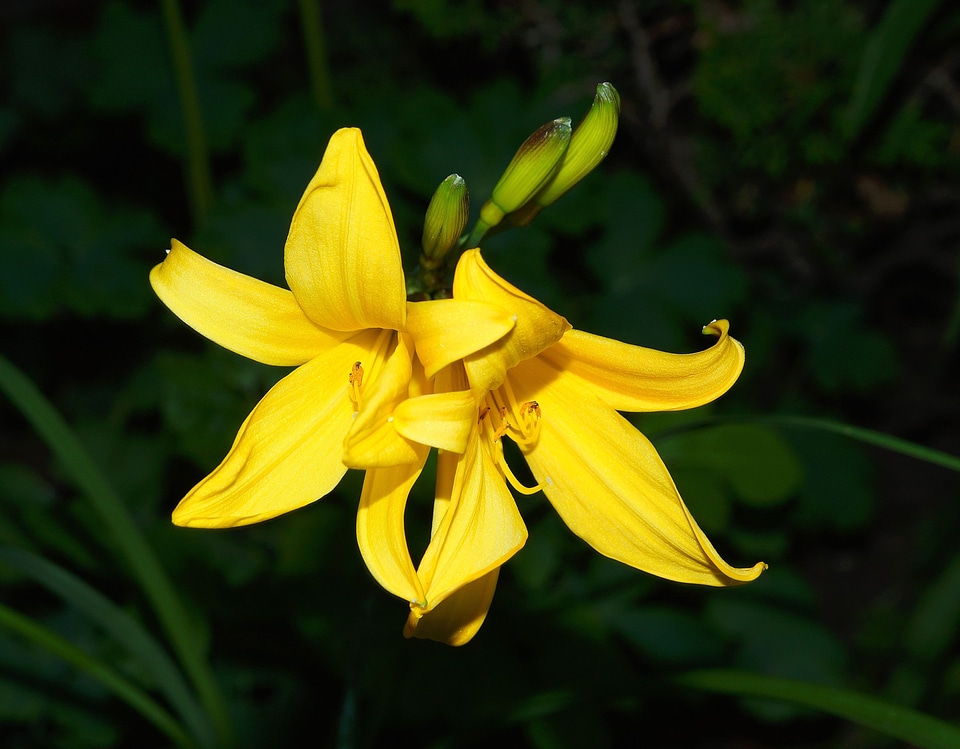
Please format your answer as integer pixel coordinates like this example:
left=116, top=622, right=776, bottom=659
left=149, top=129, right=515, bottom=613
left=405, top=249, right=766, bottom=645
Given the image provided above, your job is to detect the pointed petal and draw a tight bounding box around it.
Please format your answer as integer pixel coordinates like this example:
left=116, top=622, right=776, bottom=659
left=453, top=249, right=571, bottom=395
left=357, top=457, right=428, bottom=605
left=406, top=299, right=516, bottom=379
left=393, top=390, right=476, bottom=453
left=404, top=569, right=499, bottom=646
left=430, top=448, right=458, bottom=537
left=511, top=356, right=765, bottom=585
left=150, top=239, right=343, bottom=366
left=416, top=425, right=527, bottom=608
left=284, top=128, right=406, bottom=332
left=171, top=331, right=381, bottom=528
left=542, top=320, right=745, bottom=413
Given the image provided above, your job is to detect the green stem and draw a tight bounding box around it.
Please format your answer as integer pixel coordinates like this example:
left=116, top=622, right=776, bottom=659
left=297, top=0, right=335, bottom=110
left=655, top=414, right=960, bottom=474
left=677, top=669, right=960, bottom=749
left=161, top=0, right=214, bottom=224
left=0, top=355, right=232, bottom=745
left=0, top=603, right=195, bottom=749
left=463, top=218, right=492, bottom=249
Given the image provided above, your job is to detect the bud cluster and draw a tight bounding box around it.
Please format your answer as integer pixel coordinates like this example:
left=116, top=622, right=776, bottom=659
left=412, top=82, right=620, bottom=298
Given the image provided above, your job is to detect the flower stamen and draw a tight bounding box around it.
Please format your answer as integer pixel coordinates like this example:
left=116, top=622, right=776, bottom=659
left=494, top=438, right=547, bottom=495
left=492, top=406, right=510, bottom=441
left=481, top=393, right=547, bottom=495
left=349, top=361, right=364, bottom=409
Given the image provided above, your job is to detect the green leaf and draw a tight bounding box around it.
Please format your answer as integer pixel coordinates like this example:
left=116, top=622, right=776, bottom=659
left=659, top=414, right=960, bottom=478
left=708, top=598, right=846, bottom=686
left=192, top=0, right=284, bottom=70
left=0, top=462, right=102, bottom=568
left=904, top=553, right=960, bottom=663
left=0, top=546, right=214, bottom=748
left=799, top=302, right=898, bottom=393
left=0, top=603, right=194, bottom=748
left=669, top=468, right=731, bottom=533
left=764, top=415, right=960, bottom=474
left=0, top=355, right=232, bottom=745
left=614, top=607, right=723, bottom=665
left=676, top=669, right=960, bottom=749
left=887, top=553, right=960, bottom=706
left=661, top=424, right=803, bottom=508
left=789, top=430, right=874, bottom=531
left=0, top=175, right=160, bottom=320
left=841, top=0, right=944, bottom=140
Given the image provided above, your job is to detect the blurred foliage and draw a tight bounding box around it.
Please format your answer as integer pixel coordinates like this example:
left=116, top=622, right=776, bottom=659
left=1, top=0, right=960, bottom=747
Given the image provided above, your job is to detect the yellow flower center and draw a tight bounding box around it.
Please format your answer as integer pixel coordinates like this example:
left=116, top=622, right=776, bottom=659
left=479, top=379, right=548, bottom=495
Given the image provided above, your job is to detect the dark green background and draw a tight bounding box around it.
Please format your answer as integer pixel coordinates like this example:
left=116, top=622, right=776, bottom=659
left=2, top=0, right=959, bottom=746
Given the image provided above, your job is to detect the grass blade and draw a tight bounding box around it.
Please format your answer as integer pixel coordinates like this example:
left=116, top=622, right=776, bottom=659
left=841, top=0, right=943, bottom=140
left=0, top=602, right=195, bottom=748
left=677, top=669, right=960, bottom=749
left=0, top=354, right=232, bottom=744
left=0, top=546, right=214, bottom=747
left=655, top=414, right=960, bottom=474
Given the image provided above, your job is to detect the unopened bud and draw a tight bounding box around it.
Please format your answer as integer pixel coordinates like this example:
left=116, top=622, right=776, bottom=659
left=486, top=117, right=572, bottom=222
left=511, top=83, right=620, bottom=227
left=421, top=174, right=469, bottom=267
left=464, top=118, right=572, bottom=247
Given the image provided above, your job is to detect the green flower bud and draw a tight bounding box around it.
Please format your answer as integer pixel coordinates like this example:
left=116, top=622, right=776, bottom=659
left=511, top=83, right=620, bottom=227
left=465, top=117, right=572, bottom=247
left=421, top=174, right=469, bottom=267
left=490, top=116, right=572, bottom=216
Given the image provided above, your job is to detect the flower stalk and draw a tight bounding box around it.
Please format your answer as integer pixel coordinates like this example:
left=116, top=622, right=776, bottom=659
left=160, top=0, right=214, bottom=225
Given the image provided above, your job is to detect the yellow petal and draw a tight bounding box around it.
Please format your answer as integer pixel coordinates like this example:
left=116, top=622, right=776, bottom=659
left=416, top=425, right=527, bottom=608
left=423, top=363, right=470, bottom=539
left=404, top=569, right=500, bottom=646
left=430, top=447, right=458, bottom=537
left=406, top=299, right=516, bottom=379
left=542, top=320, right=745, bottom=413
left=510, top=355, right=765, bottom=585
left=393, top=390, right=476, bottom=454
left=452, top=249, right=571, bottom=395
left=357, top=458, right=428, bottom=605
left=150, top=239, right=343, bottom=366
left=284, top=128, right=406, bottom=332
left=171, top=330, right=381, bottom=528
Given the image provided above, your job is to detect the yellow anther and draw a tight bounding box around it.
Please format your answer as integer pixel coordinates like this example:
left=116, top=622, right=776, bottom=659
left=348, top=361, right=364, bottom=409
left=478, top=405, right=490, bottom=423
left=349, top=361, right=363, bottom=385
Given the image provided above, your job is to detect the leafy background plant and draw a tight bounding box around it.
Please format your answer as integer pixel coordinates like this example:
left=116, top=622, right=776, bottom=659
left=2, top=0, right=959, bottom=747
